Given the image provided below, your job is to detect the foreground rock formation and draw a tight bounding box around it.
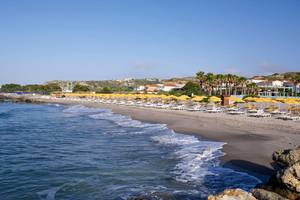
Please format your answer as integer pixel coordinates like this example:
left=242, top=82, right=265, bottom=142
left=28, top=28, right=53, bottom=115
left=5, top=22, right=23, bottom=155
left=207, top=189, right=257, bottom=200
left=208, top=146, right=300, bottom=200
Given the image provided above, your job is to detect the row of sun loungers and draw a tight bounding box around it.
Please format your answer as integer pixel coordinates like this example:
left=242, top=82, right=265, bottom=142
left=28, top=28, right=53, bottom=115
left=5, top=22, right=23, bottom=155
left=38, top=95, right=300, bottom=122
left=276, top=115, right=300, bottom=121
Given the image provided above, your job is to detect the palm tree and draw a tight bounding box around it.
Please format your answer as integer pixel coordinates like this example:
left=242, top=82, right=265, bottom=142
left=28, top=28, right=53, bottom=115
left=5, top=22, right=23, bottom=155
left=206, top=73, right=215, bottom=96
left=196, top=71, right=206, bottom=95
left=246, top=83, right=258, bottom=95
left=238, top=77, right=247, bottom=95
left=224, top=74, right=234, bottom=95
left=215, top=74, right=225, bottom=95
left=290, top=75, right=300, bottom=96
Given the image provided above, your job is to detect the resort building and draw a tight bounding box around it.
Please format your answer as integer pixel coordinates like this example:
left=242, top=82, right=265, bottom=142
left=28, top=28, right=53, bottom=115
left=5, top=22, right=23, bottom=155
left=136, top=82, right=185, bottom=93
left=145, top=84, right=161, bottom=93
left=256, top=80, right=296, bottom=97
left=249, top=76, right=267, bottom=84
left=161, top=82, right=185, bottom=92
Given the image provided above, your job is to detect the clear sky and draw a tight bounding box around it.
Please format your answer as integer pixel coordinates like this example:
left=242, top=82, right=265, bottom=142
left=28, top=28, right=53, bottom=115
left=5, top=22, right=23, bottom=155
left=0, top=0, right=299, bottom=84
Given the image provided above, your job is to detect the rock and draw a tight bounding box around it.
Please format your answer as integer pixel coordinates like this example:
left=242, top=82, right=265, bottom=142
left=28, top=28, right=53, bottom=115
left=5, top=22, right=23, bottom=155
left=251, top=188, right=288, bottom=200
left=280, top=162, right=300, bottom=193
left=207, top=189, right=257, bottom=200
left=207, top=147, right=300, bottom=200
left=256, top=179, right=299, bottom=200
left=25, top=99, right=32, bottom=103
left=273, top=147, right=300, bottom=168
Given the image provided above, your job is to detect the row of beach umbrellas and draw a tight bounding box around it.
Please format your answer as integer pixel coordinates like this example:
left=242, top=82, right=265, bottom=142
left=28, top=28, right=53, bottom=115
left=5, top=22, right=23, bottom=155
left=60, top=93, right=300, bottom=105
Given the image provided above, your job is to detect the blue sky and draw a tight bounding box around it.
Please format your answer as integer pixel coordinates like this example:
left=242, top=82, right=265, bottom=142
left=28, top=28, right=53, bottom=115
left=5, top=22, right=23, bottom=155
left=0, top=0, right=299, bottom=84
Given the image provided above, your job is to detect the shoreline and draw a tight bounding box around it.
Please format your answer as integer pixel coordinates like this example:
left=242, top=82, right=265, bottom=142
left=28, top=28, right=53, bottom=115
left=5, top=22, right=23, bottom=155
left=2, top=95, right=300, bottom=182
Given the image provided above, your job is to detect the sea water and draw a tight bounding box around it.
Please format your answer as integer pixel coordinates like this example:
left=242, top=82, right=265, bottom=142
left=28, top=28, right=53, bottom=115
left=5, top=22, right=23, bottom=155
left=0, top=103, right=259, bottom=200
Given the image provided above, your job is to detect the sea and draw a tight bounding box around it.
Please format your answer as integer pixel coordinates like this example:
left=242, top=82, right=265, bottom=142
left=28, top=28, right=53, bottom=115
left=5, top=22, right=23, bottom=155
left=0, top=102, right=260, bottom=200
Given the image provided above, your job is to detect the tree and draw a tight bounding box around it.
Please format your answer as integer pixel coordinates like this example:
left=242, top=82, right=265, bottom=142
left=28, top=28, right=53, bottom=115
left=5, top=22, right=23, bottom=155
left=290, top=75, right=300, bottom=96
left=0, top=84, right=22, bottom=92
left=101, top=87, right=113, bottom=94
left=72, top=84, right=90, bottom=92
left=194, top=71, right=257, bottom=96
left=246, top=83, right=258, bottom=95
left=215, top=74, right=225, bottom=95
left=181, top=81, right=200, bottom=96
left=42, top=83, right=61, bottom=93
left=196, top=71, right=206, bottom=94
left=206, top=73, right=215, bottom=96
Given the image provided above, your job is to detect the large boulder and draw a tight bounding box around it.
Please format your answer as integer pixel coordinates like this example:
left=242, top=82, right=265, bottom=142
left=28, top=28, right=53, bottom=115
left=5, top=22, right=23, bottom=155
left=251, top=188, right=288, bottom=200
left=273, top=147, right=300, bottom=168
left=280, top=162, right=300, bottom=193
left=255, top=178, right=299, bottom=200
left=207, top=189, right=257, bottom=200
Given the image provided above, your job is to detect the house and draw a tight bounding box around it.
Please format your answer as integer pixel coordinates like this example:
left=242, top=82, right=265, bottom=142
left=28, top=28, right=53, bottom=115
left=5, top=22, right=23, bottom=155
left=136, top=85, right=146, bottom=92
left=145, top=84, right=161, bottom=93
left=161, top=82, right=185, bottom=92
left=136, top=82, right=185, bottom=93
left=256, top=80, right=295, bottom=97
left=162, top=83, right=178, bottom=92
left=256, top=80, right=283, bottom=88
left=249, top=76, right=267, bottom=84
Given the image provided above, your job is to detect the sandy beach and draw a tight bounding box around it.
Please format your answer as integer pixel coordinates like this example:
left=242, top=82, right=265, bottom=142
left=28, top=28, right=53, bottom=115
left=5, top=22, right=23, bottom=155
left=4, top=95, right=300, bottom=181
left=83, top=101, right=300, bottom=181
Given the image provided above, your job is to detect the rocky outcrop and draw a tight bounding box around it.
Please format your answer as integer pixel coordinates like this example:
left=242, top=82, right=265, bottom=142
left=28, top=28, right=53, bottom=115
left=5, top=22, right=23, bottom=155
left=273, top=147, right=300, bottom=168
left=207, top=189, right=257, bottom=200
left=254, top=146, right=300, bottom=199
left=251, top=188, right=288, bottom=200
left=279, top=162, right=300, bottom=193
left=271, top=146, right=300, bottom=199
left=207, top=146, right=300, bottom=200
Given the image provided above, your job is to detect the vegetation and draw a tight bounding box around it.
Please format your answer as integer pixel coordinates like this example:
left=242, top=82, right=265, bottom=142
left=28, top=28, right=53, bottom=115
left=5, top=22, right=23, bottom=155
left=72, top=84, right=90, bottom=92
left=0, top=83, right=61, bottom=94
left=181, top=81, right=200, bottom=96
left=0, top=84, right=22, bottom=92
left=48, top=78, right=160, bottom=92
left=195, top=71, right=256, bottom=96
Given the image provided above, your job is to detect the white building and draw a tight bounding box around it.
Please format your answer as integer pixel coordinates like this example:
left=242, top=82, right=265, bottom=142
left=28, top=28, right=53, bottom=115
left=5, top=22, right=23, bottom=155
left=136, top=85, right=146, bottom=92
left=256, top=80, right=296, bottom=97
left=161, top=82, right=185, bottom=92
left=136, top=82, right=185, bottom=93
left=256, top=80, right=283, bottom=87
left=249, top=76, right=267, bottom=84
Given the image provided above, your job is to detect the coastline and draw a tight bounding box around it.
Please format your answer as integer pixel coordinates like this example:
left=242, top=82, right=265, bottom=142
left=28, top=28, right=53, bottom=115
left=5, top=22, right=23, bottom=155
left=3, top=95, right=300, bottom=182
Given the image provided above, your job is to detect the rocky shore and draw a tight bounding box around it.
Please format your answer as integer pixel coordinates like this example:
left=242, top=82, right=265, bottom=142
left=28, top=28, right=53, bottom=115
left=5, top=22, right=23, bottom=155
left=208, top=146, right=300, bottom=200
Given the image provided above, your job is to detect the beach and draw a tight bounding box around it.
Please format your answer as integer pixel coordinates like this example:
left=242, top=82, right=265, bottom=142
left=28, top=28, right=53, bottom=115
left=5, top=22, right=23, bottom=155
left=9, top=95, right=300, bottom=181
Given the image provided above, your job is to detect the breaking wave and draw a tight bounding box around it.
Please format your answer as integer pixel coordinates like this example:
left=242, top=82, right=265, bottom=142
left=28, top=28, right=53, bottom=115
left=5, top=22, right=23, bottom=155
left=1, top=104, right=261, bottom=200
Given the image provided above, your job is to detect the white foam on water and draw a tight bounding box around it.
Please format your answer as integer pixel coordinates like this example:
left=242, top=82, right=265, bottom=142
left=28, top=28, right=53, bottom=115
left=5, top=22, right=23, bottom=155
left=151, top=132, right=225, bottom=183
left=63, top=105, right=104, bottom=114
left=151, top=131, right=261, bottom=192
left=89, top=110, right=167, bottom=130
left=61, top=104, right=260, bottom=194
left=47, top=103, right=60, bottom=107
left=37, top=186, right=61, bottom=200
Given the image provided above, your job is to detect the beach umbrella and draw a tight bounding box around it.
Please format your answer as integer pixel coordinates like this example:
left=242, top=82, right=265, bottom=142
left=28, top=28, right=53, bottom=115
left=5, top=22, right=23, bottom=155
left=177, top=95, right=190, bottom=101
left=209, top=96, right=221, bottom=103
left=229, top=96, right=245, bottom=103
left=244, top=97, right=256, bottom=102
left=192, top=95, right=207, bottom=102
